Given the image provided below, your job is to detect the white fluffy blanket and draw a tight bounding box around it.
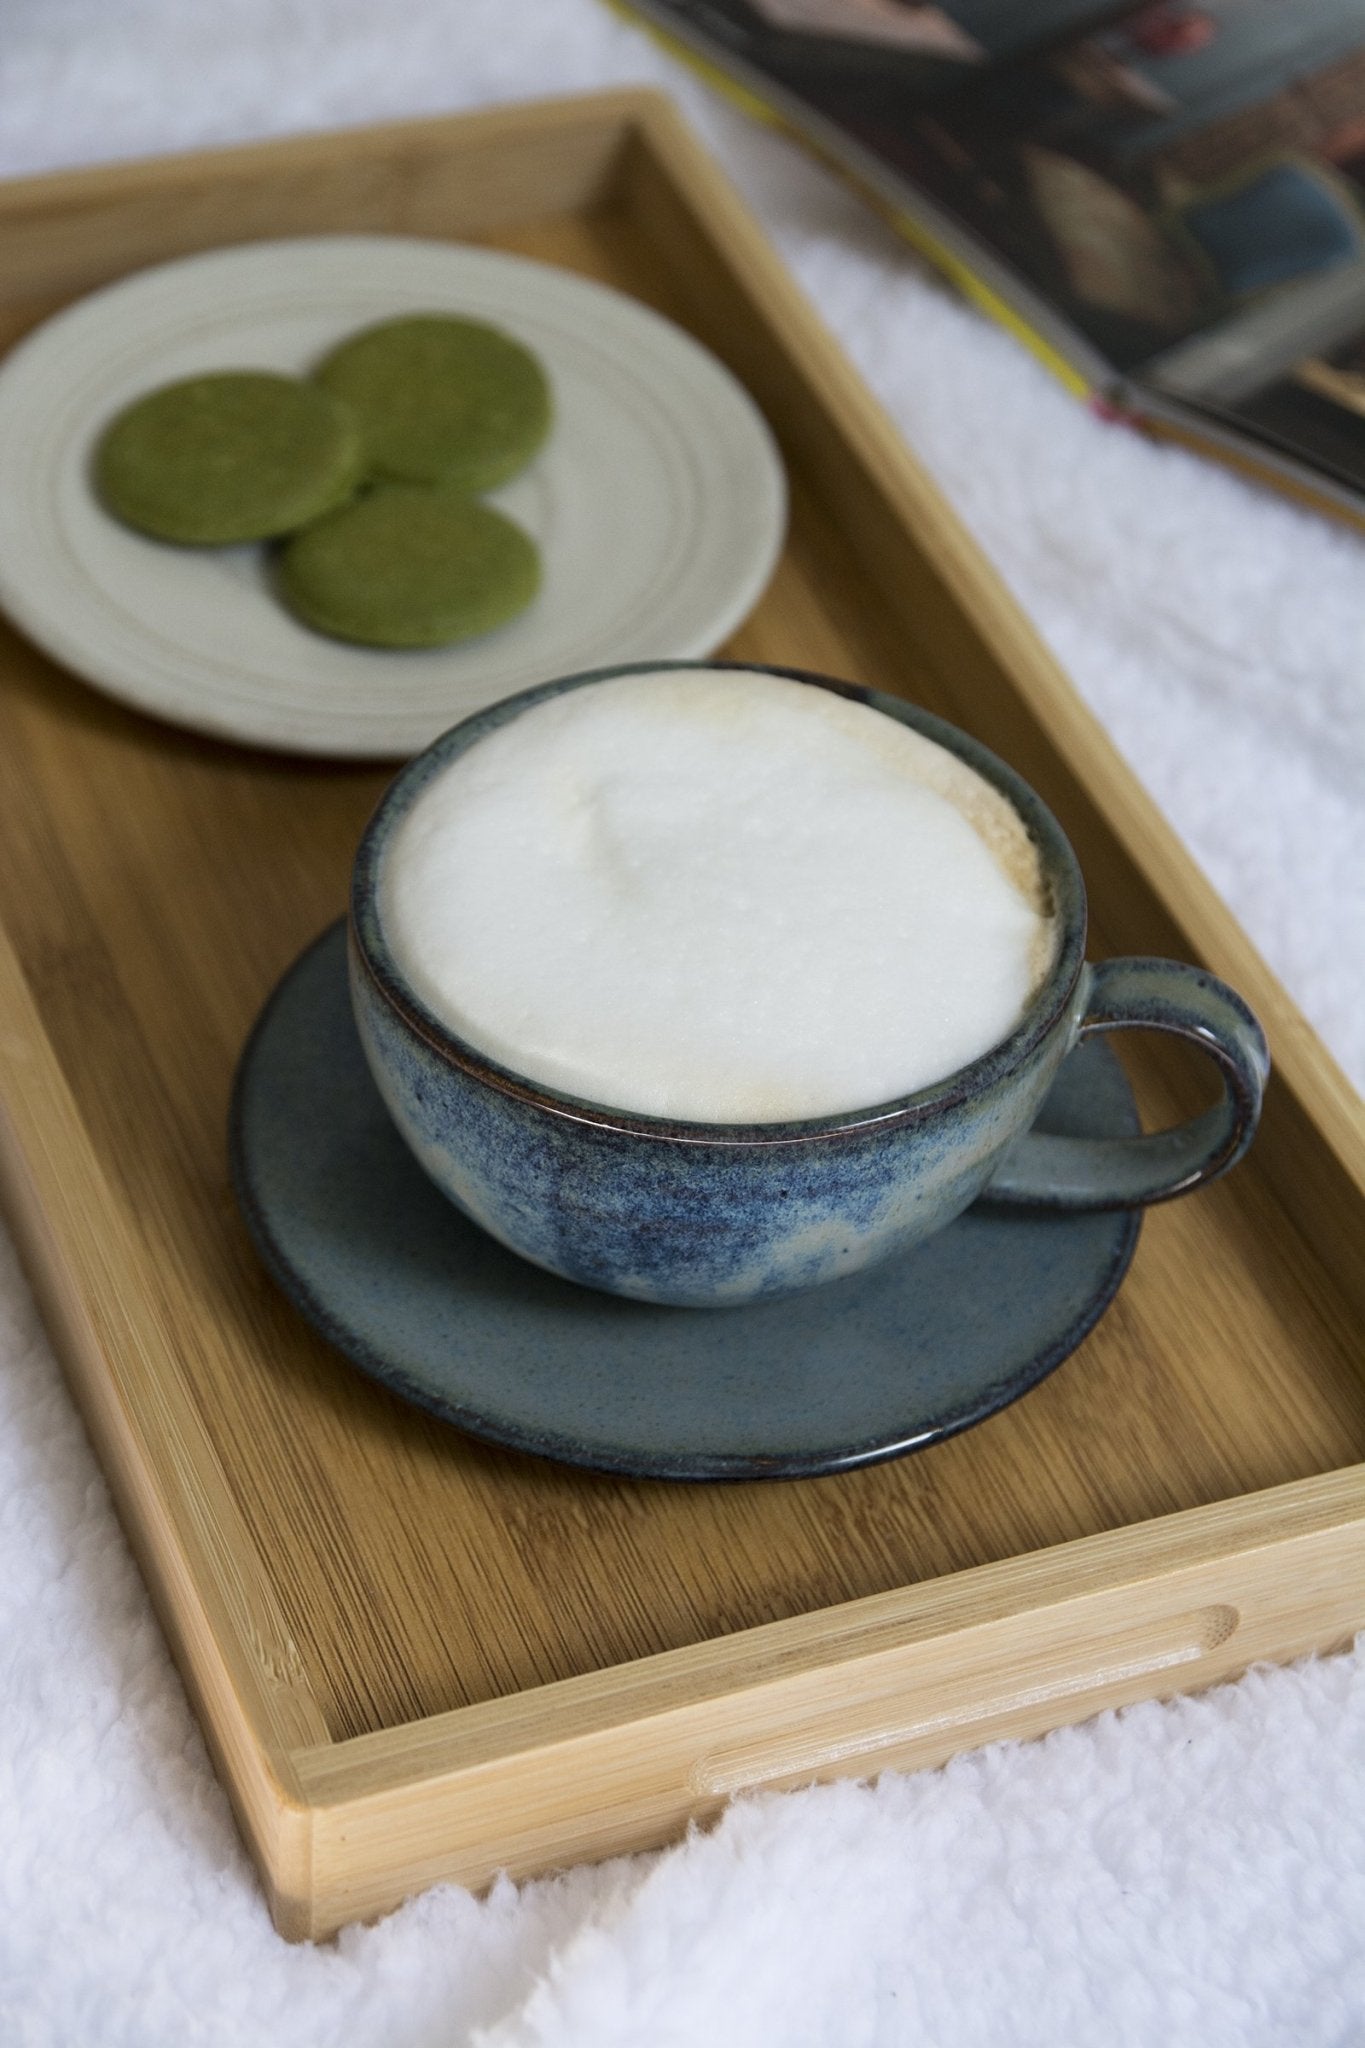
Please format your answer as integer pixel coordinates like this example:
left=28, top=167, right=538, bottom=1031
left=1, top=4, right=1363, bottom=2043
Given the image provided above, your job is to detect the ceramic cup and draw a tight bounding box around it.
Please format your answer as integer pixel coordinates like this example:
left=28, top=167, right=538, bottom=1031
left=349, top=662, right=1268, bottom=1308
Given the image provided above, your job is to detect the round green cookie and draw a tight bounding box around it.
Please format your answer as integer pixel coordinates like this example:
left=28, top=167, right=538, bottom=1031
left=276, top=485, right=540, bottom=648
left=313, top=315, right=551, bottom=492
left=94, top=371, right=364, bottom=545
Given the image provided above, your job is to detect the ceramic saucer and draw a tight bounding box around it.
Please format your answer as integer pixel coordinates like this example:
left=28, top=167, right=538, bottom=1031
left=230, top=923, right=1142, bottom=1481
left=0, top=236, right=786, bottom=757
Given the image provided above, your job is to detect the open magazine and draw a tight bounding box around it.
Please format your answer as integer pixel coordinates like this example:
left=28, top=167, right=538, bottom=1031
left=619, top=0, right=1365, bottom=525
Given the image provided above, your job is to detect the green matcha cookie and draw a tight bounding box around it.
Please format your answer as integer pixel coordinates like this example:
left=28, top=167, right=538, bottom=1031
left=276, top=484, right=540, bottom=648
left=94, top=371, right=364, bottom=545
left=313, top=315, right=551, bottom=492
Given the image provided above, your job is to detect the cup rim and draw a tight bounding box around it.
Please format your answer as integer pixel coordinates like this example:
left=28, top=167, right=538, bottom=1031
left=350, top=661, right=1088, bottom=1148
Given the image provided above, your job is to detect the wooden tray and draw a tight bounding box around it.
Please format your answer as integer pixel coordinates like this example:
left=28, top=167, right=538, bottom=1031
left=1, top=91, right=1362, bottom=1943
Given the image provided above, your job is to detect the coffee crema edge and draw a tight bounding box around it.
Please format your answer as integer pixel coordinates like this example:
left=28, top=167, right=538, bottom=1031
left=352, top=663, right=1084, bottom=1136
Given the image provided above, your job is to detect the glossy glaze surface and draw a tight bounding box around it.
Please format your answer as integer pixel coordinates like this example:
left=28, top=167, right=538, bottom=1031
left=233, top=921, right=1141, bottom=1479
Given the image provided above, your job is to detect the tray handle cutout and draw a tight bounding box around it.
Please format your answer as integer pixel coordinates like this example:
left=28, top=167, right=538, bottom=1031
left=691, top=1602, right=1240, bottom=1797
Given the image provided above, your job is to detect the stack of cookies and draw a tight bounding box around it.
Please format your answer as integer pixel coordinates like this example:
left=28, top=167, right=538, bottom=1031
left=94, top=315, right=550, bottom=648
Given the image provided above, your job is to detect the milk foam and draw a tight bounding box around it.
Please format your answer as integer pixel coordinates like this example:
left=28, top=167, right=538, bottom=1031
left=381, top=669, right=1054, bottom=1121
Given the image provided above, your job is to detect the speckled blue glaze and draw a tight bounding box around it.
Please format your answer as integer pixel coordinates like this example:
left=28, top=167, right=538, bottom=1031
left=349, top=662, right=1266, bottom=1308
left=230, top=923, right=1144, bottom=1479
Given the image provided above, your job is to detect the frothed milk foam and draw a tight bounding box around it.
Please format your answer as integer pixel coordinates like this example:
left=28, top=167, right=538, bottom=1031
left=381, top=670, right=1054, bottom=1121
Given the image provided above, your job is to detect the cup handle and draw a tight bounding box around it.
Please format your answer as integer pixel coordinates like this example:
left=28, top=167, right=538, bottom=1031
left=984, top=957, right=1269, bottom=1210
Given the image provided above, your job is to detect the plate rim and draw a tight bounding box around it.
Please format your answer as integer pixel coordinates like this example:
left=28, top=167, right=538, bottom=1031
left=0, top=232, right=787, bottom=759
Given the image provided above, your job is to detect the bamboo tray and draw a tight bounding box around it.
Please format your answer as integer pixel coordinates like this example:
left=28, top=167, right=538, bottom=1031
left=1, top=91, right=1362, bottom=1943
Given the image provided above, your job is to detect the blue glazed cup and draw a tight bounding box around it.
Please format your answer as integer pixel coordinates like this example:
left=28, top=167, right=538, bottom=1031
left=349, top=663, right=1268, bottom=1307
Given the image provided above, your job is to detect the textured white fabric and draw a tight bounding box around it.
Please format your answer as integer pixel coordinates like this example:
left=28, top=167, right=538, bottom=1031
left=1, top=4, right=1363, bottom=2043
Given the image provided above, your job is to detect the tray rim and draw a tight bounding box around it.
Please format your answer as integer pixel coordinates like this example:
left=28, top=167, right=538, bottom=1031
left=0, top=87, right=1362, bottom=1941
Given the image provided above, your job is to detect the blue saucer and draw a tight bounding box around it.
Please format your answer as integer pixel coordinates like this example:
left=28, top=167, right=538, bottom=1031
left=230, top=922, right=1141, bottom=1481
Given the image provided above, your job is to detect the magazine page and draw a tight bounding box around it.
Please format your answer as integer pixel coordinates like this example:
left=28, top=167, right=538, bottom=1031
left=637, top=1, right=1365, bottom=495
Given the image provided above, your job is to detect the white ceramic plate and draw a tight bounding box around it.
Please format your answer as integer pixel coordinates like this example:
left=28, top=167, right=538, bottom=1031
left=0, top=236, right=786, bottom=758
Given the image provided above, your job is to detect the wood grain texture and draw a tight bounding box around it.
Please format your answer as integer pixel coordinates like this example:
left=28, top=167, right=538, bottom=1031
left=0, top=91, right=1361, bottom=1939
left=285, top=1472, right=1365, bottom=1935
